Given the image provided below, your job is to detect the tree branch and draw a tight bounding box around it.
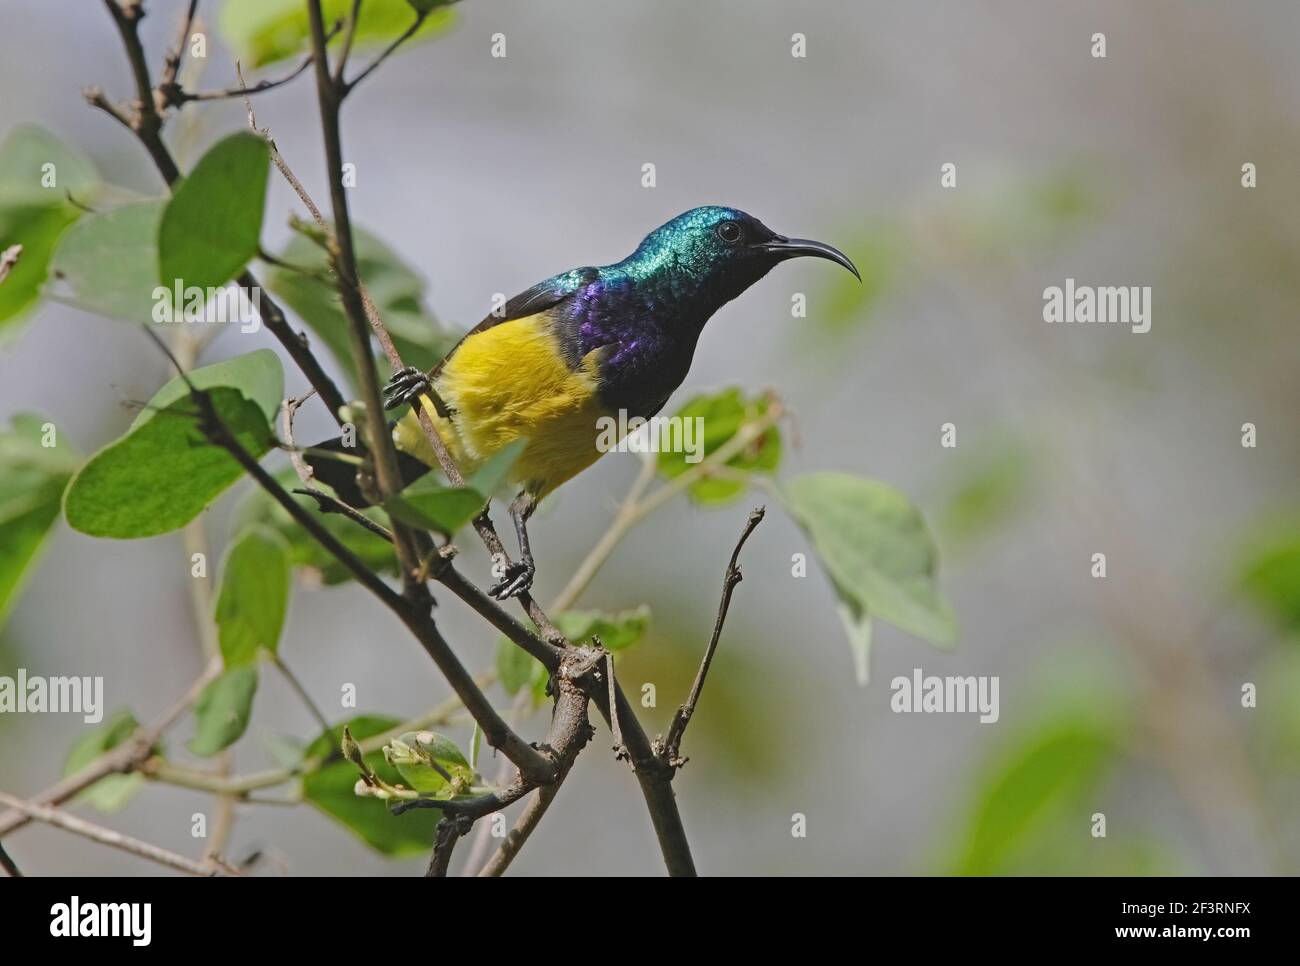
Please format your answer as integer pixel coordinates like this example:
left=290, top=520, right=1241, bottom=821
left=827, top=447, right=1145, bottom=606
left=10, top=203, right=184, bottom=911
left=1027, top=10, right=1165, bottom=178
left=90, top=1, right=350, bottom=422
left=0, top=792, right=234, bottom=877
left=344, top=11, right=427, bottom=94
left=143, top=328, right=557, bottom=786
left=0, top=659, right=220, bottom=837
left=660, top=507, right=765, bottom=766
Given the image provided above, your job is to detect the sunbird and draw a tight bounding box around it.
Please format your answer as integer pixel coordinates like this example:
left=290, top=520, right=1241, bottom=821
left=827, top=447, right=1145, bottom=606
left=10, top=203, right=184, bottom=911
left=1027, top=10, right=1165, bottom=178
left=309, top=206, right=858, bottom=598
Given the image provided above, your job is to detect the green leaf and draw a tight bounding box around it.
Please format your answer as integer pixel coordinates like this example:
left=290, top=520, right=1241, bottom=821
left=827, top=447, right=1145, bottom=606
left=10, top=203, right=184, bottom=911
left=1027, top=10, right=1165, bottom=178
left=407, top=0, right=458, bottom=14
left=63, top=350, right=284, bottom=539
left=952, top=716, right=1117, bottom=875
left=382, top=730, right=473, bottom=796
left=47, top=201, right=166, bottom=323
left=657, top=389, right=780, bottom=506
left=232, top=472, right=398, bottom=585
left=783, top=473, right=957, bottom=682
left=0, top=413, right=79, bottom=628
left=215, top=524, right=291, bottom=667
left=835, top=597, right=873, bottom=685
left=220, top=0, right=456, bottom=68
left=0, top=124, right=98, bottom=203
left=0, top=204, right=80, bottom=337
left=465, top=438, right=526, bottom=497
left=63, top=710, right=146, bottom=812
left=188, top=666, right=259, bottom=756
left=301, top=715, right=441, bottom=856
left=158, top=133, right=269, bottom=294
left=0, top=125, right=98, bottom=338
left=265, top=225, right=456, bottom=393
left=553, top=605, right=651, bottom=651
left=1238, top=516, right=1300, bottom=632
left=385, top=483, right=484, bottom=536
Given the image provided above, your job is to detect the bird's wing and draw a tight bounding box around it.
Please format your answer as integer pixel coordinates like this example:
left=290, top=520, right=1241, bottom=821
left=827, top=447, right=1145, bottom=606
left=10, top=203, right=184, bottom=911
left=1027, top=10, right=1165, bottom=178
left=426, top=266, right=599, bottom=380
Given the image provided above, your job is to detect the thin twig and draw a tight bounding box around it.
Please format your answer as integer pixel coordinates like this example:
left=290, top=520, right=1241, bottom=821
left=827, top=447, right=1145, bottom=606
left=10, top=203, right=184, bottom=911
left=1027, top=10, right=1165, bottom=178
left=92, top=0, right=348, bottom=421
left=158, top=0, right=200, bottom=90
left=554, top=398, right=782, bottom=610
left=344, top=12, right=428, bottom=94
left=293, top=487, right=395, bottom=541
left=476, top=786, right=558, bottom=877
left=660, top=507, right=765, bottom=767
left=0, top=658, right=220, bottom=838
left=0, top=792, right=234, bottom=877
left=270, top=654, right=333, bottom=734
left=0, top=840, right=20, bottom=877
left=334, top=0, right=363, bottom=84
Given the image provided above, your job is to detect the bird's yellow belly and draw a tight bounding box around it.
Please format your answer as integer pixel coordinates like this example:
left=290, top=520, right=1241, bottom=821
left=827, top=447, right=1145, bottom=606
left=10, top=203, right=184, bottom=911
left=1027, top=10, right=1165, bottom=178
left=392, top=313, right=616, bottom=499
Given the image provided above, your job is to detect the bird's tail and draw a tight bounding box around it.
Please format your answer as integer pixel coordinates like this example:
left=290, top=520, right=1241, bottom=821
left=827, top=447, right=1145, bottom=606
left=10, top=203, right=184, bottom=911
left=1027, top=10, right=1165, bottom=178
left=304, top=423, right=432, bottom=508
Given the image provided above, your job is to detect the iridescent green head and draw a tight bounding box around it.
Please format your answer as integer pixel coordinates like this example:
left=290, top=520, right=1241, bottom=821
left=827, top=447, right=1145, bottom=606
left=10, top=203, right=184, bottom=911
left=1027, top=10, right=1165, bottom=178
left=614, top=205, right=860, bottom=314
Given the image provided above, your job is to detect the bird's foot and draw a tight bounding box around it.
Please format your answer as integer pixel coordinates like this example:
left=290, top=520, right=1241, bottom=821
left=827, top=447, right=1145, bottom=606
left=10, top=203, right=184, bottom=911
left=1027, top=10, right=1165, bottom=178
left=488, top=558, right=535, bottom=600
left=383, top=366, right=432, bottom=411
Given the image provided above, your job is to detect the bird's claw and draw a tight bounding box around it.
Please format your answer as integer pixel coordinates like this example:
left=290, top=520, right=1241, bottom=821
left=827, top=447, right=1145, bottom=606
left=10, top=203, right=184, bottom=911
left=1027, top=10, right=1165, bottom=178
left=488, top=560, right=535, bottom=600
left=383, top=366, right=432, bottom=411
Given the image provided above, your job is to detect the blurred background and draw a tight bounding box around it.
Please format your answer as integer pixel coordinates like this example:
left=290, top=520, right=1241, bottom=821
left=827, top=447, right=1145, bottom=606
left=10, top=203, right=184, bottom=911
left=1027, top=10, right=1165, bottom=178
left=1, top=0, right=1298, bottom=875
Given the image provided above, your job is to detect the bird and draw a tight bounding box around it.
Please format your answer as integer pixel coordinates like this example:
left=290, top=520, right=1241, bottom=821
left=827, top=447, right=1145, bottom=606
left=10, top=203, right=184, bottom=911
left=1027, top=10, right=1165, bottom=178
left=308, top=205, right=859, bottom=599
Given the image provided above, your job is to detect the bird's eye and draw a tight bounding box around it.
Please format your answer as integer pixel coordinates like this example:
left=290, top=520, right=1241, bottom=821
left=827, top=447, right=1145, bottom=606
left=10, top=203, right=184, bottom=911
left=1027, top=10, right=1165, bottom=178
left=716, top=220, right=743, bottom=244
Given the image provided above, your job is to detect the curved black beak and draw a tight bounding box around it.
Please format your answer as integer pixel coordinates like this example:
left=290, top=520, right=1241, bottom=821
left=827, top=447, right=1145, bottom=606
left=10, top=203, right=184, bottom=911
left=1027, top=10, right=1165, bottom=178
left=758, top=235, right=861, bottom=281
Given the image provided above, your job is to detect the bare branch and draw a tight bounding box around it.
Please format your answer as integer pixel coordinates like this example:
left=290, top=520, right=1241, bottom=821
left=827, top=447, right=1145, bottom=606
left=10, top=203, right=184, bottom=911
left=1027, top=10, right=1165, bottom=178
left=158, top=0, right=200, bottom=90
left=425, top=815, right=470, bottom=877
left=0, top=792, right=234, bottom=877
left=0, top=659, right=220, bottom=837
left=0, top=840, right=21, bottom=877
left=334, top=0, right=364, bottom=85
left=344, top=11, right=428, bottom=94
left=660, top=507, right=766, bottom=766
left=174, top=53, right=315, bottom=106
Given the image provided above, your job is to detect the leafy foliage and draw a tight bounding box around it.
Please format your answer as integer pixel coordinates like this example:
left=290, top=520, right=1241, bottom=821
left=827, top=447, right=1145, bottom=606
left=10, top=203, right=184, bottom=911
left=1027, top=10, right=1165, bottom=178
left=62, top=710, right=145, bottom=812
left=0, top=125, right=96, bottom=340
left=188, top=666, right=259, bottom=756
left=657, top=388, right=780, bottom=505
left=63, top=350, right=284, bottom=538
left=265, top=225, right=456, bottom=394
left=232, top=474, right=398, bottom=585
left=301, top=716, right=441, bottom=856
left=215, top=525, right=292, bottom=667
left=0, top=413, right=78, bottom=628
left=382, top=730, right=473, bottom=796
left=220, top=0, right=457, bottom=69
left=47, top=201, right=166, bottom=323
left=783, top=472, right=957, bottom=683
left=158, top=133, right=269, bottom=293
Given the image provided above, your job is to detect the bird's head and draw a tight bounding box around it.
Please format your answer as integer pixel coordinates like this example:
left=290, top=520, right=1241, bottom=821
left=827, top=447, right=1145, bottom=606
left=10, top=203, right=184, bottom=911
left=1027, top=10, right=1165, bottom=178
left=618, top=206, right=860, bottom=317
